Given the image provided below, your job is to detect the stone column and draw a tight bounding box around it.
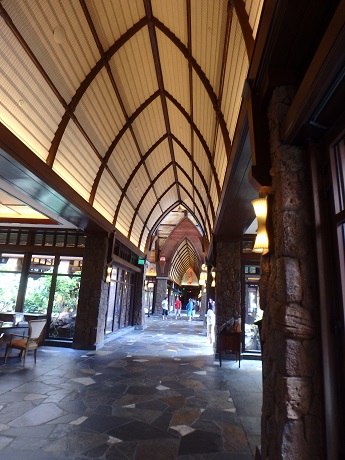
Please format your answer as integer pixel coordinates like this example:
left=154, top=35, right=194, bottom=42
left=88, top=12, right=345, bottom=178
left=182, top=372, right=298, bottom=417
left=132, top=266, right=146, bottom=329
left=73, top=233, right=109, bottom=349
left=260, top=86, right=324, bottom=459
left=215, top=240, right=241, bottom=327
left=155, top=276, right=168, bottom=314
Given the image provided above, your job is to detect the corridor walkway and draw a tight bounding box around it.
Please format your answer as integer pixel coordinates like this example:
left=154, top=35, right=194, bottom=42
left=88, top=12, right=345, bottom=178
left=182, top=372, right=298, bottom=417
left=0, top=314, right=262, bottom=460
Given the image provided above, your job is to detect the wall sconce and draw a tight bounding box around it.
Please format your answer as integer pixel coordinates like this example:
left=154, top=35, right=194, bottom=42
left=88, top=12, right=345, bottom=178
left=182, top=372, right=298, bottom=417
left=251, top=196, right=269, bottom=254
left=211, top=268, right=216, bottom=287
left=106, top=266, right=112, bottom=283
left=147, top=281, right=154, bottom=291
left=159, top=256, right=166, bottom=274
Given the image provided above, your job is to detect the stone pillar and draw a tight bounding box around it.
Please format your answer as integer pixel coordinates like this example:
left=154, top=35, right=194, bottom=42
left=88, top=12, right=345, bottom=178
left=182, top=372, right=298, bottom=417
left=215, top=240, right=241, bottom=327
left=132, top=267, right=146, bottom=329
left=73, top=233, right=109, bottom=349
left=260, top=86, right=324, bottom=459
left=155, top=276, right=168, bottom=314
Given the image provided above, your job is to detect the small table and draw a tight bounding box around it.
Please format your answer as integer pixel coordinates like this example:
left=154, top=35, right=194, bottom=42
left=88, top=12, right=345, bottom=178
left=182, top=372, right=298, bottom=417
left=217, top=331, right=242, bottom=367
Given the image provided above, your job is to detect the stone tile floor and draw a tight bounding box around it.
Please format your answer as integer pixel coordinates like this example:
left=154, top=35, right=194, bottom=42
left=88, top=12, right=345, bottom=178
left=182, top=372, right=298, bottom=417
left=0, top=313, right=262, bottom=459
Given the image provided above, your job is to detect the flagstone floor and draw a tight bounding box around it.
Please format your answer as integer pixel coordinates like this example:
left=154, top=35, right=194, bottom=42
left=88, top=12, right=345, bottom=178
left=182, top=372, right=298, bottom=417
left=0, top=313, right=262, bottom=460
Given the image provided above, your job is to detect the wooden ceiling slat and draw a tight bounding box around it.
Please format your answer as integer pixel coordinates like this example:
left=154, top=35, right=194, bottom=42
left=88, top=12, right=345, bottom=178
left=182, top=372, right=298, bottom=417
left=166, top=93, right=221, bottom=198
left=232, top=0, right=254, bottom=60
left=144, top=0, right=181, bottom=204
left=153, top=16, right=231, bottom=157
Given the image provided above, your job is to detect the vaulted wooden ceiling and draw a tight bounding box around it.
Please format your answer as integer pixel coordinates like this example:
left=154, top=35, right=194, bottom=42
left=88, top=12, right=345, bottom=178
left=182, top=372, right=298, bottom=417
left=0, top=0, right=264, bottom=254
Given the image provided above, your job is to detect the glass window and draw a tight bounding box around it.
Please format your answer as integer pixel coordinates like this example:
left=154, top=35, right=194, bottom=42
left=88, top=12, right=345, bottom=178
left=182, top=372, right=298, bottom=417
left=23, top=273, right=53, bottom=314
left=8, top=232, right=19, bottom=245
left=55, top=234, right=66, bottom=247
left=34, top=233, right=43, bottom=246
left=19, top=232, right=28, bottom=245
left=30, top=256, right=55, bottom=274
left=0, top=254, right=23, bottom=312
left=48, top=256, right=82, bottom=340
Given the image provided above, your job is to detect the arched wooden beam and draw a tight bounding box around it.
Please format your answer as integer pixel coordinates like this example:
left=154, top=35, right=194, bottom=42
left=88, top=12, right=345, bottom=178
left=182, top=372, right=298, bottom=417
left=126, top=156, right=212, bottom=246
left=47, top=16, right=149, bottom=167
left=171, top=134, right=216, bottom=222
left=165, top=92, right=221, bottom=198
left=114, top=130, right=215, bottom=231
left=89, top=91, right=160, bottom=204
left=168, top=235, right=203, bottom=281
left=138, top=180, right=209, bottom=250
left=113, top=133, right=169, bottom=223
left=232, top=0, right=254, bottom=59
left=152, top=16, right=232, bottom=157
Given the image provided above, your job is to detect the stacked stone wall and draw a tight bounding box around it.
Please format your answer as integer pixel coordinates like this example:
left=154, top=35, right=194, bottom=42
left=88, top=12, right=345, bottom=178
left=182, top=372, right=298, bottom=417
left=260, top=86, right=324, bottom=459
left=215, top=240, right=241, bottom=328
left=73, top=234, right=109, bottom=349
left=155, top=277, right=168, bottom=315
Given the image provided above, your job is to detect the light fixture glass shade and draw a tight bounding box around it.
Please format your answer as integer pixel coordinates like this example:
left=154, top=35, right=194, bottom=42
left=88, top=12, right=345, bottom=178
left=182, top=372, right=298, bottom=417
left=199, top=278, right=205, bottom=285
left=211, top=280, right=216, bottom=287
left=106, top=266, right=112, bottom=283
left=251, top=197, right=267, bottom=219
left=251, top=196, right=269, bottom=254
left=148, top=282, right=154, bottom=290
left=200, top=270, right=207, bottom=281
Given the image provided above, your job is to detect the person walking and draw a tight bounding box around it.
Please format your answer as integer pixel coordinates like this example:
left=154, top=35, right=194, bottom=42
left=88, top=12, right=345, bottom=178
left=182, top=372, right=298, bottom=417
left=206, top=305, right=216, bottom=345
left=174, top=297, right=182, bottom=319
left=186, top=298, right=194, bottom=321
left=161, top=297, right=169, bottom=320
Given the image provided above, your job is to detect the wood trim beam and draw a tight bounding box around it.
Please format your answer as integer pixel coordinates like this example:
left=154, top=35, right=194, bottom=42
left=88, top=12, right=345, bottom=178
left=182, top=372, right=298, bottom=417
left=89, top=91, right=160, bottom=203
left=47, top=17, right=149, bottom=166
left=144, top=0, right=181, bottom=203
left=153, top=16, right=231, bottom=157
left=232, top=0, right=254, bottom=60
left=171, top=134, right=216, bottom=222
left=280, top=1, right=345, bottom=144
left=165, top=92, right=221, bottom=197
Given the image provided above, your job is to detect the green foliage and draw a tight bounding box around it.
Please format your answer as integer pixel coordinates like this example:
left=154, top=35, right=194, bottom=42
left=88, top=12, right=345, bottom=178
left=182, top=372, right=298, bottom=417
left=53, top=276, right=80, bottom=314
left=0, top=273, right=20, bottom=311
left=23, top=275, right=52, bottom=313
left=23, top=275, right=80, bottom=314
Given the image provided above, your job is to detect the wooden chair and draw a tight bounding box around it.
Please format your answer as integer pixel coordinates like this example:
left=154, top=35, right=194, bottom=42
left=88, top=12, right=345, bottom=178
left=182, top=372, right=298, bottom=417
left=4, top=319, right=46, bottom=366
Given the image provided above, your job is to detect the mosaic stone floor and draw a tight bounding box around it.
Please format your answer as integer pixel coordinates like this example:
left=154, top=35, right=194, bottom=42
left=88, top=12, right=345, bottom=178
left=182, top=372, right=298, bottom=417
left=0, top=313, right=262, bottom=460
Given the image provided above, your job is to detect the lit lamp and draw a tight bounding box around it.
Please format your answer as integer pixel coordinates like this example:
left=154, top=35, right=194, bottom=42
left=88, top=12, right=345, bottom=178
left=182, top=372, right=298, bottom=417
left=211, top=269, right=216, bottom=288
left=105, top=266, right=112, bottom=283
left=147, top=281, right=154, bottom=317
left=251, top=196, right=269, bottom=254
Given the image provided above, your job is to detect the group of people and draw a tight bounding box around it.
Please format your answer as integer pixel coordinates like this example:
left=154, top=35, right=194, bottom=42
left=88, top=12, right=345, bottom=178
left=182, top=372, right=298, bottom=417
left=161, top=296, right=216, bottom=345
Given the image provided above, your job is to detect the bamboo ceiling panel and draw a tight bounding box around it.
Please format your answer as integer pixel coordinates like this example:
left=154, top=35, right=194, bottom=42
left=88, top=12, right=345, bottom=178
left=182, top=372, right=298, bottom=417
left=94, top=169, right=122, bottom=222
left=245, top=0, right=264, bottom=39
left=86, top=0, right=145, bottom=49
left=152, top=0, right=187, bottom=47
left=157, top=30, right=190, bottom=114
left=222, top=13, right=249, bottom=140
left=107, top=132, right=141, bottom=188
left=193, top=135, right=212, bottom=188
left=214, top=130, right=228, bottom=188
left=192, top=72, right=217, bottom=153
left=0, top=0, right=263, bottom=255
left=109, top=31, right=157, bottom=116
left=75, top=68, right=126, bottom=154
left=166, top=100, right=192, bottom=152
left=131, top=98, right=166, bottom=153
left=173, top=142, right=193, bottom=177
left=191, top=0, right=228, bottom=93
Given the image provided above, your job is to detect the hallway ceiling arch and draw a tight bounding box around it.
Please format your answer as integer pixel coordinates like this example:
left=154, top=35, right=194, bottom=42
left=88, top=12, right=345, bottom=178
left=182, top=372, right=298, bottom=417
left=0, top=0, right=264, bottom=253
